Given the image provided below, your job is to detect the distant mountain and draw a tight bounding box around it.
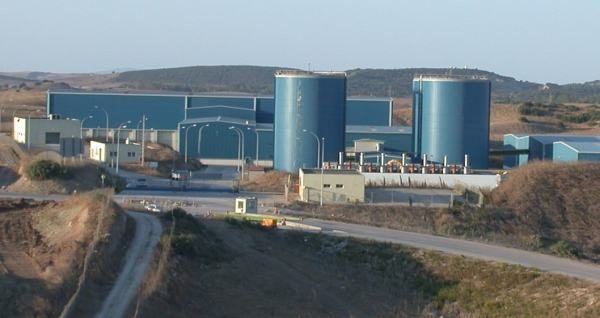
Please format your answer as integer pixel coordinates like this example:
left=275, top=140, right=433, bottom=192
left=113, top=65, right=600, bottom=103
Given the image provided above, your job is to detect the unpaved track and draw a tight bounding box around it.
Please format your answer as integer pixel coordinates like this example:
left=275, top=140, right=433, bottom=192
left=96, top=211, right=162, bottom=318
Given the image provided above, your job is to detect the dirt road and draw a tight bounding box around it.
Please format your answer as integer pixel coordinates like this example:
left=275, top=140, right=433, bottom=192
left=96, top=211, right=162, bottom=318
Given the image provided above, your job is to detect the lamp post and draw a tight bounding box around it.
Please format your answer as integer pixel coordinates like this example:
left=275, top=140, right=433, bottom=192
left=94, top=105, right=109, bottom=142
left=140, top=115, right=147, bottom=166
left=80, top=115, right=93, bottom=140
left=115, top=120, right=131, bottom=175
left=183, top=124, right=197, bottom=168
left=319, top=137, right=325, bottom=207
left=248, top=127, right=259, bottom=166
left=302, top=129, right=320, bottom=168
left=228, top=126, right=245, bottom=179
left=197, top=124, right=210, bottom=156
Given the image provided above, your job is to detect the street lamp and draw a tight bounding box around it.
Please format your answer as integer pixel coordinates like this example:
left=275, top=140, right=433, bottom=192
left=228, top=126, right=245, bottom=179
left=248, top=127, right=259, bottom=166
left=320, top=137, right=325, bottom=207
left=80, top=115, right=93, bottom=140
left=115, top=120, right=131, bottom=175
left=302, top=129, right=321, bottom=168
left=183, top=124, right=197, bottom=167
left=94, top=105, right=109, bottom=142
left=197, top=124, right=210, bottom=156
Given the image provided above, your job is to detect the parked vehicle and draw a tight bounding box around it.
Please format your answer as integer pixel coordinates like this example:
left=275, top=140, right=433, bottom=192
left=144, top=203, right=161, bottom=213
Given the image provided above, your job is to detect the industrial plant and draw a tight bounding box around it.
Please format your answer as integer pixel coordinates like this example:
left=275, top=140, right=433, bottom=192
left=12, top=69, right=596, bottom=204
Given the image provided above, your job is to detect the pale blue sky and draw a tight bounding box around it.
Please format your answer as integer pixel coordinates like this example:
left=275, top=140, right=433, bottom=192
left=1, top=0, right=599, bottom=84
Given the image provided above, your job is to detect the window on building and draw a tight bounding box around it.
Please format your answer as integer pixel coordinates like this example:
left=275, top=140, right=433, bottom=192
left=323, top=184, right=331, bottom=188
left=336, top=184, right=344, bottom=188
left=45, top=132, right=60, bottom=144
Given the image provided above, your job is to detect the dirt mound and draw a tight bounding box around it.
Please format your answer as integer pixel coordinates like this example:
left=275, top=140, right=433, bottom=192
left=0, top=192, right=130, bottom=317
left=240, top=171, right=293, bottom=193
left=129, top=142, right=204, bottom=177
left=488, top=162, right=600, bottom=252
left=8, top=162, right=112, bottom=194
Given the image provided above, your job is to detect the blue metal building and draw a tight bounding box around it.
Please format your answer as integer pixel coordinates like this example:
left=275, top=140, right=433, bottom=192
left=504, top=134, right=600, bottom=167
left=412, top=76, right=491, bottom=169
left=553, top=141, right=600, bottom=162
left=47, top=88, right=401, bottom=166
left=273, top=71, right=347, bottom=172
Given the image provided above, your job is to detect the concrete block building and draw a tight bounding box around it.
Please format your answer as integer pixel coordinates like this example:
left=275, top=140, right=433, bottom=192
left=13, top=116, right=80, bottom=147
left=90, top=140, right=141, bottom=164
left=299, top=169, right=365, bottom=203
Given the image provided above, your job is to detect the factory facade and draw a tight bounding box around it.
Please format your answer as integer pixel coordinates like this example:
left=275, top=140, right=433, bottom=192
left=47, top=82, right=411, bottom=170
left=503, top=134, right=600, bottom=167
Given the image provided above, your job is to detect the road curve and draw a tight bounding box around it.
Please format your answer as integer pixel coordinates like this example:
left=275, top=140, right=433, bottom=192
left=96, top=211, right=163, bottom=318
left=302, top=218, right=600, bottom=283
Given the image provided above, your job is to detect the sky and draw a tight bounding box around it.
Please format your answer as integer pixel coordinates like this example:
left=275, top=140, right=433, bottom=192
left=1, top=0, right=599, bottom=84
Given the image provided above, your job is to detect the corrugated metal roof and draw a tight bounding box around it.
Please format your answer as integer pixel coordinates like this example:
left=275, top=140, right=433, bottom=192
left=556, top=141, right=600, bottom=154
left=49, top=89, right=391, bottom=101
left=505, top=134, right=600, bottom=144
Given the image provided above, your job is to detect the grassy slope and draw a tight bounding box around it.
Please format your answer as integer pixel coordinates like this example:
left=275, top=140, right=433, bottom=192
left=285, top=162, right=600, bottom=261
left=134, top=212, right=600, bottom=317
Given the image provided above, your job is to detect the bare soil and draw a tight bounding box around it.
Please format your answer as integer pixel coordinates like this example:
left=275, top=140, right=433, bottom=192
left=240, top=170, right=294, bottom=193
left=0, top=192, right=131, bottom=317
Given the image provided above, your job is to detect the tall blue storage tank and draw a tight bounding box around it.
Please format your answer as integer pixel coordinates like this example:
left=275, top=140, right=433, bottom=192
left=273, top=70, right=347, bottom=172
left=412, top=76, right=491, bottom=169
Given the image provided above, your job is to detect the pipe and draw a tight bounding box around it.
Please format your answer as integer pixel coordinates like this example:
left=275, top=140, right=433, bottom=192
left=464, top=154, right=469, bottom=175
left=422, top=154, right=427, bottom=174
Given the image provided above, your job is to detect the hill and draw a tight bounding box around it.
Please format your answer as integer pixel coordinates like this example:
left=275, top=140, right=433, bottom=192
left=112, top=65, right=600, bottom=103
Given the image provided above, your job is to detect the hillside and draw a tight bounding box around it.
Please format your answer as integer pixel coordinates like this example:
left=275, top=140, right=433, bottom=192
left=134, top=211, right=600, bottom=317
left=285, top=162, right=600, bottom=262
left=0, top=192, right=130, bottom=317
left=111, top=65, right=600, bottom=103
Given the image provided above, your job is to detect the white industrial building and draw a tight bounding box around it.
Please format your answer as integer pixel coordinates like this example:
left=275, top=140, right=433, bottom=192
left=299, top=169, right=365, bottom=204
left=89, top=140, right=141, bottom=164
left=13, top=116, right=80, bottom=148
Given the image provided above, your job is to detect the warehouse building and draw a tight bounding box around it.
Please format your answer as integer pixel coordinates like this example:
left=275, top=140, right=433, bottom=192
left=503, top=134, right=600, bottom=167
left=47, top=88, right=410, bottom=166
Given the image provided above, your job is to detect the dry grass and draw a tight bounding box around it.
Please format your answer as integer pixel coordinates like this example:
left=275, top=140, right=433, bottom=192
left=285, top=162, right=600, bottom=261
left=134, top=215, right=600, bottom=317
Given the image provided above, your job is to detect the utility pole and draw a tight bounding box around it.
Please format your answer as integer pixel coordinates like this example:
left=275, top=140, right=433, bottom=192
left=320, top=137, right=325, bottom=207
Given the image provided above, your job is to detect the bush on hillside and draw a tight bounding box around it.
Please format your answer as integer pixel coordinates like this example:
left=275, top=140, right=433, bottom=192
left=25, top=160, right=68, bottom=180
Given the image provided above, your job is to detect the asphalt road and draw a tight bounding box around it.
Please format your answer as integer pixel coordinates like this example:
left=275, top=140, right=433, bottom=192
left=3, top=190, right=600, bottom=283
left=302, top=218, right=600, bottom=283
left=95, top=211, right=163, bottom=318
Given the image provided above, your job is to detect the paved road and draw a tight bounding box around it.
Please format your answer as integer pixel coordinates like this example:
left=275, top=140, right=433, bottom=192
left=302, top=218, right=600, bottom=283
left=96, top=211, right=163, bottom=318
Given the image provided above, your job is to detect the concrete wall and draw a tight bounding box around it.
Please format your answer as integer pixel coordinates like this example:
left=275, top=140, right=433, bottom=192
left=300, top=171, right=365, bottom=203
left=362, top=172, right=501, bottom=190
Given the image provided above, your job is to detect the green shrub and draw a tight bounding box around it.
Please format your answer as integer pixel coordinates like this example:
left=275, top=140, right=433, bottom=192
left=550, top=240, right=579, bottom=258
left=25, top=160, right=68, bottom=180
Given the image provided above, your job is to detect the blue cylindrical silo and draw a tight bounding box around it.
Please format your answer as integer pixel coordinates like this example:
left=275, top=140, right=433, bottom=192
left=412, top=76, right=491, bottom=169
left=274, top=70, right=347, bottom=172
